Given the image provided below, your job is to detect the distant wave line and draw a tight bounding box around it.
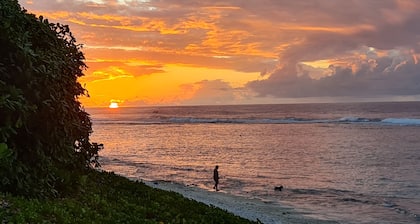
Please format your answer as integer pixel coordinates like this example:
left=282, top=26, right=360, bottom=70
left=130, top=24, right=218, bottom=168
left=92, top=117, right=420, bottom=126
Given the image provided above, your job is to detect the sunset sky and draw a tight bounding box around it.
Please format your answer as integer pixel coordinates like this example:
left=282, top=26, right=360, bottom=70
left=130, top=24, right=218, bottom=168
left=20, top=0, right=420, bottom=107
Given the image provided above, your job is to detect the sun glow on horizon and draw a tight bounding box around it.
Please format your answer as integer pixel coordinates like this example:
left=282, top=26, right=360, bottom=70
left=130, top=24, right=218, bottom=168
left=109, top=102, right=119, bottom=108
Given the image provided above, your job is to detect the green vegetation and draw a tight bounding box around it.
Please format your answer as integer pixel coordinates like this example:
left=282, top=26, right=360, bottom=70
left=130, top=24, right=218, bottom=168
left=1, top=0, right=101, bottom=197
left=0, top=169, right=257, bottom=224
left=1, top=170, right=255, bottom=223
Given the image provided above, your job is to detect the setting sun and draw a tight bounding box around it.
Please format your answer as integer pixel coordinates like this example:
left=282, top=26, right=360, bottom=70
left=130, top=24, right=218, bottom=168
left=109, top=102, right=119, bottom=108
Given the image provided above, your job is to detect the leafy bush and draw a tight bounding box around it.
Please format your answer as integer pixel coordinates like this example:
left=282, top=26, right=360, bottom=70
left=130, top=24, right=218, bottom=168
left=0, top=0, right=102, bottom=197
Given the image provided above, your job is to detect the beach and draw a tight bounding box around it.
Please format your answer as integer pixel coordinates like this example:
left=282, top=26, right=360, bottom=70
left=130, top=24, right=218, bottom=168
left=143, top=180, right=338, bottom=224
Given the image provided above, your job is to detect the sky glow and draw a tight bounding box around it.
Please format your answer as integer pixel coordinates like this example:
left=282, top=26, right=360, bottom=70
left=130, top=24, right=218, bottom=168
left=20, top=0, right=420, bottom=107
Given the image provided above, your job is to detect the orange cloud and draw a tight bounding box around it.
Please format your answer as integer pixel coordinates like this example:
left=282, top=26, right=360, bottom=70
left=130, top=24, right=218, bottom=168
left=22, top=1, right=420, bottom=106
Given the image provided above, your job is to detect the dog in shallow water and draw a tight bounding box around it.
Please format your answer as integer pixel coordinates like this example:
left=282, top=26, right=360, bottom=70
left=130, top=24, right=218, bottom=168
left=274, top=185, right=283, bottom=191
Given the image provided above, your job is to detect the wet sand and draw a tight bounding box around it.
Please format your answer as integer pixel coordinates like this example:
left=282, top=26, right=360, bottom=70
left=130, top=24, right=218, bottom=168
left=143, top=180, right=338, bottom=224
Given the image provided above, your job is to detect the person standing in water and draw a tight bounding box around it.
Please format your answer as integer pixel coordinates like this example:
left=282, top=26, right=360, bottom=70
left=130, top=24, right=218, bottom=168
left=213, top=165, right=219, bottom=191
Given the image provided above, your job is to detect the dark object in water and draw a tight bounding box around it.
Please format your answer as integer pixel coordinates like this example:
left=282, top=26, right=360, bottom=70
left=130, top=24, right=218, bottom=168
left=274, top=185, right=283, bottom=191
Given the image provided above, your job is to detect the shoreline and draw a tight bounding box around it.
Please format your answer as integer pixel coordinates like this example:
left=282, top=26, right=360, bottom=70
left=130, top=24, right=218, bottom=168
left=141, top=179, right=338, bottom=224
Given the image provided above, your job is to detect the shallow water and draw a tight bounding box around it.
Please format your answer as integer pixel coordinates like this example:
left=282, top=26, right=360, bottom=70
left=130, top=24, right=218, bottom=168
left=88, top=102, right=420, bottom=223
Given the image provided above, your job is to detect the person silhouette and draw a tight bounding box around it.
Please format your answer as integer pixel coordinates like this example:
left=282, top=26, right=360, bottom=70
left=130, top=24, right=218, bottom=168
left=213, top=165, right=219, bottom=191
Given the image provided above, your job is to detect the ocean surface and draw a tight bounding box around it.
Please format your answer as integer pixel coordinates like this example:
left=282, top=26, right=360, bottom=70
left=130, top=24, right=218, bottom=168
left=87, top=102, right=420, bottom=223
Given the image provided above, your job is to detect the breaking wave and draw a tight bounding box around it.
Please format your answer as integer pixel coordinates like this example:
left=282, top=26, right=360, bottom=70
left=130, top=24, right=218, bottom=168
left=93, top=117, right=420, bottom=126
left=381, top=118, right=420, bottom=125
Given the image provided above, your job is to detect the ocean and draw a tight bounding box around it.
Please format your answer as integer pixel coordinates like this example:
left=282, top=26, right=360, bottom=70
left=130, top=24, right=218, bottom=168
left=87, top=102, right=420, bottom=223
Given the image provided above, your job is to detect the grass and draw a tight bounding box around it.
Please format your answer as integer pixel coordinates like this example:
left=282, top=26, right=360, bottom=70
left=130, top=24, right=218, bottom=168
left=0, top=170, right=256, bottom=224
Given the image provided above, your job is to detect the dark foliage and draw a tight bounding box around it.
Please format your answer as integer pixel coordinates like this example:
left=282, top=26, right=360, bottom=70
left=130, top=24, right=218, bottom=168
left=0, top=0, right=102, bottom=197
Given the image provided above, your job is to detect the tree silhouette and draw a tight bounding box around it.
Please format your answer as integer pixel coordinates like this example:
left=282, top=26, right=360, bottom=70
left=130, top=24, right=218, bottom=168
left=0, top=0, right=102, bottom=197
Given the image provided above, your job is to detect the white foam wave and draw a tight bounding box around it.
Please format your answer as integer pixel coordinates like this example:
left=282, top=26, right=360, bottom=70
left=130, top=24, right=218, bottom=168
left=381, top=118, right=420, bottom=125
